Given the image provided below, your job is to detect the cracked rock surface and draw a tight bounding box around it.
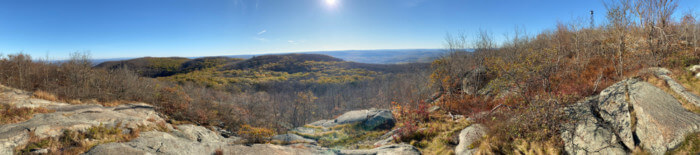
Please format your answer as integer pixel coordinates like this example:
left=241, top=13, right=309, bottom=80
left=562, top=77, right=700, bottom=155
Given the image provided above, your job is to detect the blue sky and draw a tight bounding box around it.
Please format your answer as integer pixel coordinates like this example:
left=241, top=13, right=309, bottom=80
left=0, top=0, right=698, bottom=59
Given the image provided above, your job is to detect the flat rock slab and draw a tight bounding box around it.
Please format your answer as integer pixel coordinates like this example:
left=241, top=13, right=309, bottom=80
left=627, top=79, right=700, bottom=154
left=86, top=131, right=244, bottom=155
left=652, top=68, right=700, bottom=107
left=172, top=124, right=240, bottom=144
left=339, top=144, right=421, bottom=155
left=0, top=103, right=167, bottom=154
left=334, top=109, right=395, bottom=130
left=272, top=134, right=317, bottom=145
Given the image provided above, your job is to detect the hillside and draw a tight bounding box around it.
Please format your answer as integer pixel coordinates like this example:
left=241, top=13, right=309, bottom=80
left=96, top=54, right=430, bottom=91
left=89, top=49, right=447, bottom=66
left=94, top=56, right=243, bottom=78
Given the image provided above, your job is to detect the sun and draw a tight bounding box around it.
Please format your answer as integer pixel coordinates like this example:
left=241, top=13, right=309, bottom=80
left=325, top=0, right=338, bottom=6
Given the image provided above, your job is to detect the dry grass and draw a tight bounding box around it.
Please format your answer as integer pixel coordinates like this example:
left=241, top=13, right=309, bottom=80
left=100, top=100, right=129, bottom=107
left=391, top=108, right=472, bottom=154
left=68, top=99, right=83, bottom=104
left=470, top=137, right=560, bottom=155
left=667, top=132, right=700, bottom=154
left=14, top=123, right=158, bottom=154
left=511, top=139, right=560, bottom=155
left=0, top=105, right=54, bottom=125
left=32, top=90, right=58, bottom=101
left=630, top=146, right=650, bottom=155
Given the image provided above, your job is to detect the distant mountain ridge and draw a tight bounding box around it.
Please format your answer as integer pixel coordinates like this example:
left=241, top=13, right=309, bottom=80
left=94, top=53, right=430, bottom=79
left=225, top=49, right=447, bottom=64
left=90, top=49, right=447, bottom=65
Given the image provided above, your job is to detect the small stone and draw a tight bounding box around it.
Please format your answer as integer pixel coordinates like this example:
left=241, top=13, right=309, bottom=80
left=428, top=106, right=440, bottom=112
left=30, top=148, right=48, bottom=154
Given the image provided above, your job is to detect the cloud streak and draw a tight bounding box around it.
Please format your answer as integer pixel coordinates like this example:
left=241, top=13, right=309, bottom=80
left=257, top=30, right=266, bottom=35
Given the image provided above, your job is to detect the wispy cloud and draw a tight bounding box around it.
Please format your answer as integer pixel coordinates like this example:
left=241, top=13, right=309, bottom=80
left=257, top=30, right=266, bottom=35
left=287, top=40, right=297, bottom=44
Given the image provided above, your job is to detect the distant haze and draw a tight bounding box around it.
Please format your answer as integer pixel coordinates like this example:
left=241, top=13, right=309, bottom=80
left=90, top=49, right=448, bottom=65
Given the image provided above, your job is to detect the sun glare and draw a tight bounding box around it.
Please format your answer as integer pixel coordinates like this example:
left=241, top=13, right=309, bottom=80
left=325, top=0, right=338, bottom=7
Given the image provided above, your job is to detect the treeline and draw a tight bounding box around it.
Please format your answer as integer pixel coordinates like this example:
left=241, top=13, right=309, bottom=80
left=0, top=52, right=435, bottom=133
left=94, top=56, right=243, bottom=78
left=421, top=0, right=700, bottom=153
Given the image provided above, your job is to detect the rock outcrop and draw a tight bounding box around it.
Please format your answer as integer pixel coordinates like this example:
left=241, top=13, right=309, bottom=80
left=338, top=144, right=421, bottom=155
left=455, top=124, right=487, bottom=155
left=0, top=84, right=419, bottom=155
left=652, top=67, right=700, bottom=107
left=0, top=102, right=169, bottom=154
left=332, top=109, right=395, bottom=130
left=628, top=79, right=700, bottom=154
left=562, top=77, right=700, bottom=155
left=271, top=134, right=317, bottom=145
left=461, top=67, right=493, bottom=96
left=594, top=79, right=635, bottom=149
left=561, top=97, right=626, bottom=155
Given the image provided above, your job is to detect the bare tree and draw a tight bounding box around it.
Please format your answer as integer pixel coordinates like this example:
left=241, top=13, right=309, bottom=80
left=605, top=0, right=633, bottom=76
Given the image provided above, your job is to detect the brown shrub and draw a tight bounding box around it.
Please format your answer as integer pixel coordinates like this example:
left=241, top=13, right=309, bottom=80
left=0, top=105, right=54, bottom=125
left=32, top=90, right=58, bottom=101
left=237, top=124, right=275, bottom=144
left=16, top=123, right=139, bottom=154
left=214, top=148, right=224, bottom=155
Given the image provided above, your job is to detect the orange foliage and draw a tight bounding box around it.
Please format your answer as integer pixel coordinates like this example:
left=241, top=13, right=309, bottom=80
left=237, top=124, right=275, bottom=144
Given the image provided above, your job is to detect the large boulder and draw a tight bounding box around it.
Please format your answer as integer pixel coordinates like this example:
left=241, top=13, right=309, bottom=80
left=289, top=109, right=399, bottom=150
left=561, top=97, right=626, bottom=155
left=455, top=124, right=487, bottom=155
left=594, top=79, right=635, bottom=149
left=461, top=67, right=492, bottom=95
left=626, top=79, right=700, bottom=154
left=307, top=109, right=395, bottom=130
left=334, top=109, right=395, bottom=130
left=562, top=78, right=700, bottom=154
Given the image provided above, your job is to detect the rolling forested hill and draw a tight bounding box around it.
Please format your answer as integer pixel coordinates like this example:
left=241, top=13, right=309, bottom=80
left=95, top=53, right=430, bottom=92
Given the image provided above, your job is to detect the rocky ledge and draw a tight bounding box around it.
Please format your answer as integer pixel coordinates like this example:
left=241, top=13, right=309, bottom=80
left=561, top=76, right=700, bottom=155
left=0, top=84, right=419, bottom=155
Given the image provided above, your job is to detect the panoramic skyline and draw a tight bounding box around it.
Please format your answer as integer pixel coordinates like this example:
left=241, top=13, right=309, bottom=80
left=1, top=0, right=698, bottom=59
